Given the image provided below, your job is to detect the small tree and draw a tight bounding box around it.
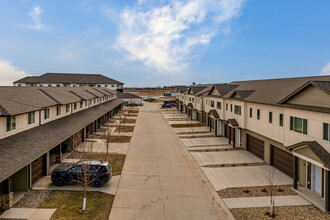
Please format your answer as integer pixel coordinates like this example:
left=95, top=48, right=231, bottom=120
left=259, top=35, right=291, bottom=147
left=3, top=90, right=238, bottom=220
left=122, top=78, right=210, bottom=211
left=71, top=141, right=102, bottom=212
left=266, top=168, right=276, bottom=218
left=103, top=127, right=112, bottom=163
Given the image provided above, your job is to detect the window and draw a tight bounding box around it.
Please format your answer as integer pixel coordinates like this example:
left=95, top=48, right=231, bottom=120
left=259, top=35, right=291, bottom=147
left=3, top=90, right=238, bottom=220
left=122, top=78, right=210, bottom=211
left=269, top=112, right=273, bottom=123
left=56, top=84, right=60, bottom=87
left=257, top=109, right=260, bottom=120
left=56, top=106, right=61, bottom=116
left=217, top=102, right=221, bottom=109
left=85, top=101, right=87, bottom=107
left=73, top=84, right=77, bottom=87
left=6, top=116, right=16, bottom=131
left=324, top=123, right=330, bottom=141
left=28, top=112, right=35, bottom=124
left=211, top=101, right=215, bottom=108
left=74, top=103, right=77, bottom=110
left=290, top=116, right=307, bottom=134
left=44, top=108, right=50, bottom=119
left=80, top=101, right=83, bottom=108
left=98, top=85, right=101, bottom=87
left=40, top=84, right=44, bottom=87
left=249, top=108, right=252, bottom=118
left=48, top=84, right=52, bottom=87
left=234, top=105, right=241, bottom=115
left=226, top=103, right=228, bottom=111
left=105, top=85, right=108, bottom=87
left=230, top=104, right=233, bottom=112
left=192, top=98, right=194, bottom=102
left=66, top=104, right=70, bottom=113
left=89, top=99, right=92, bottom=105
left=279, top=114, right=283, bottom=127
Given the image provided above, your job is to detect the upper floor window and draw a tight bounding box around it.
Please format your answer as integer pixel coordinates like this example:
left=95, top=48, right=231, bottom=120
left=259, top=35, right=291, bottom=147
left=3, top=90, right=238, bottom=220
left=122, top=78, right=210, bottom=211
left=249, top=108, right=252, bottom=118
left=290, top=116, right=307, bottom=134
left=80, top=101, right=83, bottom=108
left=324, top=123, right=330, bottom=141
left=257, top=109, right=260, bottom=120
left=56, top=106, right=61, bottom=116
left=234, top=105, right=241, bottom=115
left=74, top=103, right=77, bottom=110
left=66, top=104, right=70, bottom=113
left=44, top=108, right=50, bottom=119
left=230, top=104, right=233, bottom=112
left=6, top=116, right=16, bottom=132
left=226, top=103, right=228, bottom=111
left=217, top=102, right=221, bottom=109
left=28, top=112, right=35, bottom=124
left=269, top=112, right=273, bottom=123
left=211, top=101, right=215, bottom=108
left=279, top=114, right=284, bottom=127
left=85, top=101, right=88, bottom=106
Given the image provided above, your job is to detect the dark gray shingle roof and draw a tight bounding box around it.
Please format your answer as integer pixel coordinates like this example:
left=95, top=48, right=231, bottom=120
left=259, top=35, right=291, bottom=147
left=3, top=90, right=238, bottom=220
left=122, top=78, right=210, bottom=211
left=117, top=93, right=141, bottom=99
left=14, top=73, right=123, bottom=85
left=0, top=98, right=124, bottom=182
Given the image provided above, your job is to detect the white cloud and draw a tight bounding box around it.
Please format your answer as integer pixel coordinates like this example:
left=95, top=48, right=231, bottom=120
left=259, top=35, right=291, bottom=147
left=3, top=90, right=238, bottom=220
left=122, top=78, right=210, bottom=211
left=321, top=62, right=330, bottom=75
left=28, top=5, right=44, bottom=30
left=115, top=0, right=244, bottom=74
left=0, top=60, right=30, bottom=86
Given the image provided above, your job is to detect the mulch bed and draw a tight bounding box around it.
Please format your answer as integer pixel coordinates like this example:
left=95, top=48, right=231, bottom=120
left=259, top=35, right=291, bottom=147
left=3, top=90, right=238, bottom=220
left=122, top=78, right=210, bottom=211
left=14, top=190, right=51, bottom=208
left=218, top=185, right=296, bottom=198
left=189, top=148, right=243, bottom=152
left=230, top=206, right=329, bottom=220
left=204, top=162, right=267, bottom=168
left=180, top=135, right=215, bottom=139
left=171, top=124, right=203, bottom=128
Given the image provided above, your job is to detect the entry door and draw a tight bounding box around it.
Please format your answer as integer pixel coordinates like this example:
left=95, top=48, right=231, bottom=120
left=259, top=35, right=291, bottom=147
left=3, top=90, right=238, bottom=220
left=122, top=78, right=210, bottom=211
left=236, top=129, right=241, bottom=147
left=312, top=164, right=322, bottom=194
left=192, top=111, right=197, bottom=120
left=217, top=120, right=222, bottom=136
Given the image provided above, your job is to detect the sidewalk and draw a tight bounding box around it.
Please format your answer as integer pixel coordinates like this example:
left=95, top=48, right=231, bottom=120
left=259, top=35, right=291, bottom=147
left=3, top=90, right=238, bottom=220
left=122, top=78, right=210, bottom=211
left=109, top=102, right=234, bottom=220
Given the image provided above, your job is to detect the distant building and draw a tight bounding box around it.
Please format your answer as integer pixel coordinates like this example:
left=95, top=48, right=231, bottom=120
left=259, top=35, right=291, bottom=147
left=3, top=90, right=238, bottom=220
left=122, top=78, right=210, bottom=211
left=163, top=91, right=176, bottom=97
left=117, top=93, right=142, bottom=105
left=14, top=73, right=124, bottom=90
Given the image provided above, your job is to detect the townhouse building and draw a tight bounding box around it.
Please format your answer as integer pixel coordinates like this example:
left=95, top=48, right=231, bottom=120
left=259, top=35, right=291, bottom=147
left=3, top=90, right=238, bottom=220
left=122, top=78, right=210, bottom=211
left=14, top=73, right=124, bottom=90
left=0, top=87, right=124, bottom=205
left=176, top=76, right=330, bottom=212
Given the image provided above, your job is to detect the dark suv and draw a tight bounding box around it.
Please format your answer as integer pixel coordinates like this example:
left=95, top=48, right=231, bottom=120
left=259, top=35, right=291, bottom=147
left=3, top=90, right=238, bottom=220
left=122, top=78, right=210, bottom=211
left=51, top=160, right=112, bottom=187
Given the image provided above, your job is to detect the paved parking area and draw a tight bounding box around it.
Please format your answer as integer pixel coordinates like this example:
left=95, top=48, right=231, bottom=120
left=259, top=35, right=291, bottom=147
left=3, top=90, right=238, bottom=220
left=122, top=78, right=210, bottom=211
left=79, top=140, right=129, bottom=155
left=173, top=126, right=210, bottom=133
left=202, top=166, right=292, bottom=191
left=32, top=175, right=120, bottom=195
left=0, top=208, right=56, bottom=220
left=109, top=103, right=234, bottom=220
left=191, top=151, right=263, bottom=167
left=168, top=120, right=200, bottom=125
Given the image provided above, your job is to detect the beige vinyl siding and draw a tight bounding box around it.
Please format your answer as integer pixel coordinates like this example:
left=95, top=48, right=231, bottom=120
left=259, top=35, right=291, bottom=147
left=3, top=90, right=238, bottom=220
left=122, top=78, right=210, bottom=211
left=210, top=88, right=221, bottom=96
left=287, top=85, right=330, bottom=108
left=233, top=93, right=240, bottom=98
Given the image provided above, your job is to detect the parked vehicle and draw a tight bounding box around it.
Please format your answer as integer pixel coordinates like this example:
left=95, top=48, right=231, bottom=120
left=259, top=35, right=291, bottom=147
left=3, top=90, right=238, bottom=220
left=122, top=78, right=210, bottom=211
left=148, top=98, right=155, bottom=102
left=143, top=97, right=150, bottom=101
left=51, top=160, right=112, bottom=187
left=169, top=103, right=177, bottom=107
left=127, top=103, right=137, bottom=107
left=161, top=103, right=172, bottom=108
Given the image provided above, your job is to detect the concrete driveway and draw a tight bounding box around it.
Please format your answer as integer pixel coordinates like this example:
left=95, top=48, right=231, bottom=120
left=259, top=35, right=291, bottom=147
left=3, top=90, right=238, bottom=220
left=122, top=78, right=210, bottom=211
left=181, top=137, right=229, bottom=147
left=32, top=175, right=120, bottom=195
left=109, top=102, right=234, bottom=220
left=191, top=151, right=264, bottom=167
left=202, top=166, right=292, bottom=191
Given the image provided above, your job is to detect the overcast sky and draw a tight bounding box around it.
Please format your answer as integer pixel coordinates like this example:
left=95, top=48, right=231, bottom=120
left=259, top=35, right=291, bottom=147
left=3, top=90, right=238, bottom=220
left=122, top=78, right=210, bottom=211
left=0, top=0, right=329, bottom=86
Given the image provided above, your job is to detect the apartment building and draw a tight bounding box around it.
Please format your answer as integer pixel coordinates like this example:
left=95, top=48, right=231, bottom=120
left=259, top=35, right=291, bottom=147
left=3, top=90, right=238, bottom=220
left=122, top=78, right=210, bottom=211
left=0, top=87, right=124, bottom=204
left=14, top=73, right=124, bottom=90
left=176, top=76, right=330, bottom=211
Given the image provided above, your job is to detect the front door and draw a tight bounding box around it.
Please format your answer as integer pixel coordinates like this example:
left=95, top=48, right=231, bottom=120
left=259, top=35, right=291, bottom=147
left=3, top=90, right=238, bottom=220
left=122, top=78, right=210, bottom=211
left=312, top=164, right=322, bottom=194
left=236, top=129, right=241, bottom=147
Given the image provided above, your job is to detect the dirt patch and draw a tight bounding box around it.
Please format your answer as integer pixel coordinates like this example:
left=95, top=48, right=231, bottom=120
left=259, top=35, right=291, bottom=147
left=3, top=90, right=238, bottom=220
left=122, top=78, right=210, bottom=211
left=180, top=135, right=215, bottom=139
left=171, top=124, right=203, bottom=128
left=127, top=110, right=139, bottom=114
left=120, top=118, right=136, bottom=123
left=99, top=135, right=132, bottom=143
left=230, top=206, right=328, bottom=220
left=14, top=191, right=51, bottom=208
left=204, top=162, right=267, bottom=168
left=189, top=148, right=243, bottom=152
left=218, top=185, right=296, bottom=198
left=115, top=126, right=135, bottom=132
left=39, top=191, right=114, bottom=220
left=68, top=152, right=126, bottom=176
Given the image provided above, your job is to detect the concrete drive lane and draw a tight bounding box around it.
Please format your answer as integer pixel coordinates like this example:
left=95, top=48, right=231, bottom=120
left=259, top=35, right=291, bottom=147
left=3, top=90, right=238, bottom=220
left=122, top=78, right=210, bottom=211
left=109, top=103, right=233, bottom=220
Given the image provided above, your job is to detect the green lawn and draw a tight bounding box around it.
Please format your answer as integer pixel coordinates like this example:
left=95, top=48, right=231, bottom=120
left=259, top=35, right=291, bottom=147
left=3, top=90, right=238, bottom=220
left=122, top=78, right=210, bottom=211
left=99, top=135, right=132, bottom=143
left=39, top=191, right=113, bottom=220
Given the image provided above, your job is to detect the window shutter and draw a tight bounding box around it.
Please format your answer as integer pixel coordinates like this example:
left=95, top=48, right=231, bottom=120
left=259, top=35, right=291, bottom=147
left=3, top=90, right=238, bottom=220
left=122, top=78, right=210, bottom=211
left=303, top=119, right=308, bottom=134
left=290, top=116, right=293, bottom=130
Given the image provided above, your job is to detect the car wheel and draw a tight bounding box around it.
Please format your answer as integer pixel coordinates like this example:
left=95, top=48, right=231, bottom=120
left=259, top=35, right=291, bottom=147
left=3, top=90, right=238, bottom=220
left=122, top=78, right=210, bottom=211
left=54, top=177, right=66, bottom=186
left=93, top=178, right=103, bottom=187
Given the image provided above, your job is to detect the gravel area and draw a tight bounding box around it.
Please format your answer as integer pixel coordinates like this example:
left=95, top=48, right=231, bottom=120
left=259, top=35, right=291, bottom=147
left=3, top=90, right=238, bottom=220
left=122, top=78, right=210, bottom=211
left=231, top=206, right=329, bottom=220
left=13, top=190, right=51, bottom=208
left=219, top=185, right=296, bottom=198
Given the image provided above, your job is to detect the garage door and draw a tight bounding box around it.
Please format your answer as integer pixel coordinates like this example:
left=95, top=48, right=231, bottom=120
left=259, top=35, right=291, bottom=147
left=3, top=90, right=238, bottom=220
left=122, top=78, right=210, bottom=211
left=31, top=156, right=45, bottom=184
left=246, top=134, right=264, bottom=160
left=271, top=145, right=293, bottom=177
